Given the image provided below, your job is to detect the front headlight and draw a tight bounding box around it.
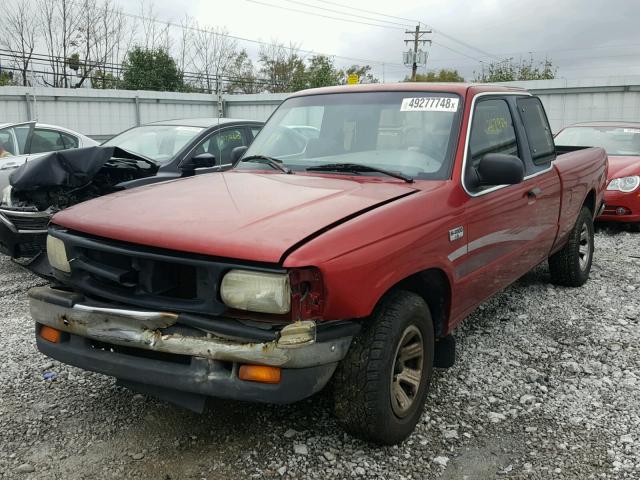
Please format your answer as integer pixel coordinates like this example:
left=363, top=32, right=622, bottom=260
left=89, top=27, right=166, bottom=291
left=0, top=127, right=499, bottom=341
left=47, top=235, right=70, bottom=273
left=607, top=175, right=640, bottom=192
left=220, top=270, right=290, bottom=314
left=2, top=185, right=12, bottom=206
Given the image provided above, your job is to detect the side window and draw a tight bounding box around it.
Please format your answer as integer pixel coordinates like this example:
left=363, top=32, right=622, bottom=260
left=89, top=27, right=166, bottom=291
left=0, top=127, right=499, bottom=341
left=192, top=128, right=248, bottom=166
left=60, top=132, right=79, bottom=149
left=30, top=129, right=65, bottom=153
left=466, top=99, right=520, bottom=191
left=251, top=127, right=261, bottom=139
left=517, top=97, right=556, bottom=166
left=0, top=127, right=18, bottom=156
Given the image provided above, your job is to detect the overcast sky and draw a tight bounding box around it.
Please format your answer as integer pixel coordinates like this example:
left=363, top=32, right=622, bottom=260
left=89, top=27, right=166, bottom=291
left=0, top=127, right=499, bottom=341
left=117, top=0, right=640, bottom=82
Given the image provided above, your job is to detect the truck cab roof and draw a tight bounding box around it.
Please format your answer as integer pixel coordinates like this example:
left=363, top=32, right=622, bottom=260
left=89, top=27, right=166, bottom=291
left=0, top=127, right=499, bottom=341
left=289, top=82, right=527, bottom=98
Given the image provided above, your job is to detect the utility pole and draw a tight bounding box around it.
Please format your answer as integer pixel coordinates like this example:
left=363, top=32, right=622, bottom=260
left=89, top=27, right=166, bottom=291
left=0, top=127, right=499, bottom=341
left=404, top=24, right=432, bottom=81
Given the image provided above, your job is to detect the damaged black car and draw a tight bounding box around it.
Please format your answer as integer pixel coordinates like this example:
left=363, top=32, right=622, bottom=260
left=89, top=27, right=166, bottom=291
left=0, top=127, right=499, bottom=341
left=0, top=118, right=263, bottom=276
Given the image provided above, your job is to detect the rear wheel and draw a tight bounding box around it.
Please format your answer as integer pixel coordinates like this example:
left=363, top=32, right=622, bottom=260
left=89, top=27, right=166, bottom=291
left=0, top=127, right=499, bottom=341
left=332, top=290, right=434, bottom=445
left=549, top=206, right=594, bottom=286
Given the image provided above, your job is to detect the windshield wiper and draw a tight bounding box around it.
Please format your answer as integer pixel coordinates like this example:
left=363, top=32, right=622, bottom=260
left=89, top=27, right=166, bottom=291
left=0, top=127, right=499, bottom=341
left=306, top=163, right=413, bottom=183
left=240, top=155, right=292, bottom=174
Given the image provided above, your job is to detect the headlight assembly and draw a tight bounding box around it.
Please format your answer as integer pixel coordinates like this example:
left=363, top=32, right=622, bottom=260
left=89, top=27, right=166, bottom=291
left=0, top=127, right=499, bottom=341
left=47, top=235, right=71, bottom=273
left=607, top=175, right=640, bottom=193
left=220, top=269, right=290, bottom=314
left=2, top=185, right=12, bottom=206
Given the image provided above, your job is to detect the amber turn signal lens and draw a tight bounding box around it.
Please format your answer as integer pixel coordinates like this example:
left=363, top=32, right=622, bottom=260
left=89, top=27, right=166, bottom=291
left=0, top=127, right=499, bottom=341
left=40, top=325, right=62, bottom=343
left=238, top=365, right=282, bottom=384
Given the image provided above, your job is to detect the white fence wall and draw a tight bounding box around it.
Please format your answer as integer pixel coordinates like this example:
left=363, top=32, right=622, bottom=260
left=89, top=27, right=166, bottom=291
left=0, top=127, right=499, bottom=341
left=2, top=77, right=640, bottom=139
left=0, top=87, right=287, bottom=140
left=502, top=76, right=640, bottom=132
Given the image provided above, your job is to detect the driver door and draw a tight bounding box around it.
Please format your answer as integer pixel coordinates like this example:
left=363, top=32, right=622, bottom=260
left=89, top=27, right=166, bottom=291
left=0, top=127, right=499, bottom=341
left=453, top=97, right=540, bottom=317
left=0, top=121, right=35, bottom=163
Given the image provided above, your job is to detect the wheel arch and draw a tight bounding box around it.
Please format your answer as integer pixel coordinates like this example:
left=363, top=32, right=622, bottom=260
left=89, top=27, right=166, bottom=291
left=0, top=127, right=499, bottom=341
left=582, top=188, right=596, bottom=217
left=381, top=268, right=452, bottom=338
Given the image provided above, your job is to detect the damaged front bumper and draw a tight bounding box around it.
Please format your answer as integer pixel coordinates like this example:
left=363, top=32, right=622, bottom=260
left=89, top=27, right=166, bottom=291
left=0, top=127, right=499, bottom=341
left=29, top=287, right=357, bottom=408
left=0, top=206, right=51, bottom=258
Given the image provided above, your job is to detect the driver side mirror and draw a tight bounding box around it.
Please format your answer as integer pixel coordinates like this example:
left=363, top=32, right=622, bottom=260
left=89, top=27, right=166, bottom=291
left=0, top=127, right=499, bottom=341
left=475, top=153, right=524, bottom=187
left=181, top=152, right=216, bottom=173
left=230, top=146, right=248, bottom=164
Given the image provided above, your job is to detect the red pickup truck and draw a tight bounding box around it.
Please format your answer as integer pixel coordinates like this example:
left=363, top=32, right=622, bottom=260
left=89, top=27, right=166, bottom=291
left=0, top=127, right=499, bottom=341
left=30, top=84, right=607, bottom=445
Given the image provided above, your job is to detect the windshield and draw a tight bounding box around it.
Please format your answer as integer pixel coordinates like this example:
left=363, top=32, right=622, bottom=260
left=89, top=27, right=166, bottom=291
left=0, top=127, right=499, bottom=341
left=103, top=125, right=204, bottom=164
left=555, top=126, right=640, bottom=156
left=239, top=91, right=462, bottom=179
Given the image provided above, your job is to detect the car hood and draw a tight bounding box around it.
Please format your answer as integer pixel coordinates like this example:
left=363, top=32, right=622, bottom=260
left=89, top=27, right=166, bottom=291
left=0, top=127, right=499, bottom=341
left=52, top=171, right=418, bottom=263
left=607, top=155, right=640, bottom=179
left=10, top=146, right=155, bottom=191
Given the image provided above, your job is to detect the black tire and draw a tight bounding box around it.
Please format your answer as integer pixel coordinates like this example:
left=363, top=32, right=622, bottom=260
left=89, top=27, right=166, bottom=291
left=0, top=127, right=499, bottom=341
left=549, top=206, right=594, bottom=287
left=332, top=290, right=434, bottom=445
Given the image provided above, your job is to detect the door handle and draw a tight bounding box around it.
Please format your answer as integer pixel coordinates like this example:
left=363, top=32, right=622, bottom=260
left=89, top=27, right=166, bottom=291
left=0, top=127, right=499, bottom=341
left=527, top=187, right=542, bottom=198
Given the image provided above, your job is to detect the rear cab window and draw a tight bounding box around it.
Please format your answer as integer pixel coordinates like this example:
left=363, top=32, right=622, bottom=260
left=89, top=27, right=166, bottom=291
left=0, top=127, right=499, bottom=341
left=516, top=97, right=556, bottom=169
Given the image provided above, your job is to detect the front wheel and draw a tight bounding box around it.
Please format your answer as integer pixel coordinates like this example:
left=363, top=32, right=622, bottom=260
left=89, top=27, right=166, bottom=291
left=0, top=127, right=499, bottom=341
left=332, top=290, right=434, bottom=445
left=549, top=206, right=594, bottom=287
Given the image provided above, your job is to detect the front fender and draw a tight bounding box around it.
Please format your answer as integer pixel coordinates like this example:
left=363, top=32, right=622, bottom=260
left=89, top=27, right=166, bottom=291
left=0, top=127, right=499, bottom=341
left=283, top=187, right=459, bottom=321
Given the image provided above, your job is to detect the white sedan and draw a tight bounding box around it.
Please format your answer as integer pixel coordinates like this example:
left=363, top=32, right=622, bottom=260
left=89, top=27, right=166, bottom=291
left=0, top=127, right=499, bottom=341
left=0, top=121, right=98, bottom=188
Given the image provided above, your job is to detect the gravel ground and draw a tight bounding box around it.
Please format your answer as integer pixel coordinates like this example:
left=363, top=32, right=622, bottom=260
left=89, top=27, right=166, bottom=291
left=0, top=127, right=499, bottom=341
left=0, top=227, right=638, bottom=480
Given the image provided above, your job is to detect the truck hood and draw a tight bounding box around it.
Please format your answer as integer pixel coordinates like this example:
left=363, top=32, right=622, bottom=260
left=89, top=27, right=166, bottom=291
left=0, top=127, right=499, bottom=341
left=607, top=155, right=640, bottom=179
left=52, top=171, right=418, bottom=263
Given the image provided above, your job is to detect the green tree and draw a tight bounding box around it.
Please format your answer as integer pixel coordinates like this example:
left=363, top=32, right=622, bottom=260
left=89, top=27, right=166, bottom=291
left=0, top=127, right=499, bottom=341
left=407, top=69, right=465, bottom=82
left=305, top=55, right=341, bottom=88
left=0, top=71, right=14, bottom=86
left=227, top=49, right=261, bottom=94
left=66, top=53, right=81, bottom=72
left=90, top=69, right=118, bottom=89
left=339, top=65, right=379, bottom=84
left=258, top=43, right=306, bottom=92
left=475, top=56, right=556, bottom=82
left=121, top=47, right=185, bottom=92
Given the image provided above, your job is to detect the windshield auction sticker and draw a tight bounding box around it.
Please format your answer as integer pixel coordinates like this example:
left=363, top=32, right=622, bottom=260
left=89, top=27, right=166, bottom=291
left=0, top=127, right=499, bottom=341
left=401, top=97, right=459, bottom=112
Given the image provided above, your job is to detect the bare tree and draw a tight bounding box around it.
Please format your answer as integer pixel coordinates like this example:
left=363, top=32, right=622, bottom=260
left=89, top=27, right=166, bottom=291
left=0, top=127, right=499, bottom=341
left=72, top=0, right=129, bottom=88
left=0, top=0, right=40, bottom=86
left=38, top=0, right=82, bottom=87
left=176, top=15, right=194, bottom=75
left=190, top=25, right=238, bottom=94
left=138, top=0, right=170, bottom=52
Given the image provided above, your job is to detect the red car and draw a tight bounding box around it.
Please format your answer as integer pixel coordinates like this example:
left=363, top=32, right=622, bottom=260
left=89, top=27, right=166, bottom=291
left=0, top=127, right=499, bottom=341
left=30, top=84, right=607, bottom=444
left=555, top=121, right=640, bottom=231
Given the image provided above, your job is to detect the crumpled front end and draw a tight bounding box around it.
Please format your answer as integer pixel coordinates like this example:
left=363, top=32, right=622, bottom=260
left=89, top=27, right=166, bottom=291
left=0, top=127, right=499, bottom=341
left=30, top=286, right=358, bottom=410
left=0, top=203, right=51, bottom=258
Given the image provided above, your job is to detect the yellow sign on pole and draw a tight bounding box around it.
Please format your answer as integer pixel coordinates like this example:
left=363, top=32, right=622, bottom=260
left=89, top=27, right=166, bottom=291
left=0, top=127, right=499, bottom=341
left=347, top=73, right=359, bottom=85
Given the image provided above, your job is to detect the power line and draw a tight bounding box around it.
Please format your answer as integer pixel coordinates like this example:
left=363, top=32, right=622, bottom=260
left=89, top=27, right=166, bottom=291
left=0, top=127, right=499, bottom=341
left=431, top=41, right=483, bottom=62
left=245, top=0, right=405, bottom=30
left=307, top=0, right=418, bottom=23
left=430, top=29, right=502, bottom=61
left=279, top=0, right=413, bottom=27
